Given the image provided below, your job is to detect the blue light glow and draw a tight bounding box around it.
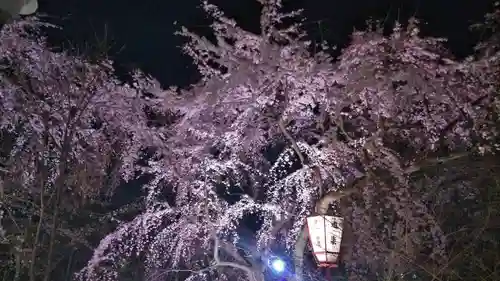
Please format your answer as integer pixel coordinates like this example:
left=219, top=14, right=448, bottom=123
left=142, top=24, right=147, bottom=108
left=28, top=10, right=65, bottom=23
left=270, top=258, right=286, bottom=273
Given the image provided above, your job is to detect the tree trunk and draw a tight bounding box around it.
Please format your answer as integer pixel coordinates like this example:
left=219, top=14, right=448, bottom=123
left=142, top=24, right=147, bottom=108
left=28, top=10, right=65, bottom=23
left=293, top=226, right=309, bottom=281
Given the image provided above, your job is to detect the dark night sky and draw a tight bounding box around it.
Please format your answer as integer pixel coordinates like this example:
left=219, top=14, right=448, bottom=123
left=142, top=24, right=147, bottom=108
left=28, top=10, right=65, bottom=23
left=37, top=0, right=494, bottom=88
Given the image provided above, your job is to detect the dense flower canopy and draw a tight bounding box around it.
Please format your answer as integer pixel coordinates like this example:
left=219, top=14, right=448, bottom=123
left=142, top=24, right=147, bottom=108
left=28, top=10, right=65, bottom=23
left=64, top=0, right=500, bottom=281
left=0, top=18, right=166, bottom=207
left=0, top=17, right=177, bottom=281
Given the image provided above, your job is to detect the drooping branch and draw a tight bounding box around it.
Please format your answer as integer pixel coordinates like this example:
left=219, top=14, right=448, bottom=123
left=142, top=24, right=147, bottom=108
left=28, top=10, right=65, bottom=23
left=278, top=119, right=305, bottom=165
left=314, top=181, right=362, bottom=215
left=154, top=235, right=263, bottom=281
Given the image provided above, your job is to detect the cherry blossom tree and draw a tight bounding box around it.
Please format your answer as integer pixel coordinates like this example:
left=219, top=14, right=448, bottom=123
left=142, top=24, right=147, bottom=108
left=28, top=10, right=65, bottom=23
left=78, top=1, right=500, bottom=281
left=0, top=18, right=164, bottom=281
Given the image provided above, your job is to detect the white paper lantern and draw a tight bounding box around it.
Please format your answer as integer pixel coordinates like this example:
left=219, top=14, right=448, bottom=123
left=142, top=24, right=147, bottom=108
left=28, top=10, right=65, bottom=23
left=0, top=0, right=38, bottom=18
left=19, top=0, right=38, bottom=15
left=306, top=215, right=344, bottom=267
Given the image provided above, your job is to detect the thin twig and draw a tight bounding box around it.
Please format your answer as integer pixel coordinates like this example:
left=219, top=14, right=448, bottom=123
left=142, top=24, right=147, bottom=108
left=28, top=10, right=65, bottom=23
left=404, top=152, right=470, bottom=174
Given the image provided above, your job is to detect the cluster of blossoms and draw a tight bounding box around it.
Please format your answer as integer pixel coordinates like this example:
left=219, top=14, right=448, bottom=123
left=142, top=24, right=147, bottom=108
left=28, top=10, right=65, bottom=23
left=0, top=18, right=168, bottom=197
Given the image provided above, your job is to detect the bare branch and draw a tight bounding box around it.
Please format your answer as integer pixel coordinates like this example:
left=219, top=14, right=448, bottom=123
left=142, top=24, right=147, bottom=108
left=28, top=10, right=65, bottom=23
left=213, top=236, right=259, bottom=281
